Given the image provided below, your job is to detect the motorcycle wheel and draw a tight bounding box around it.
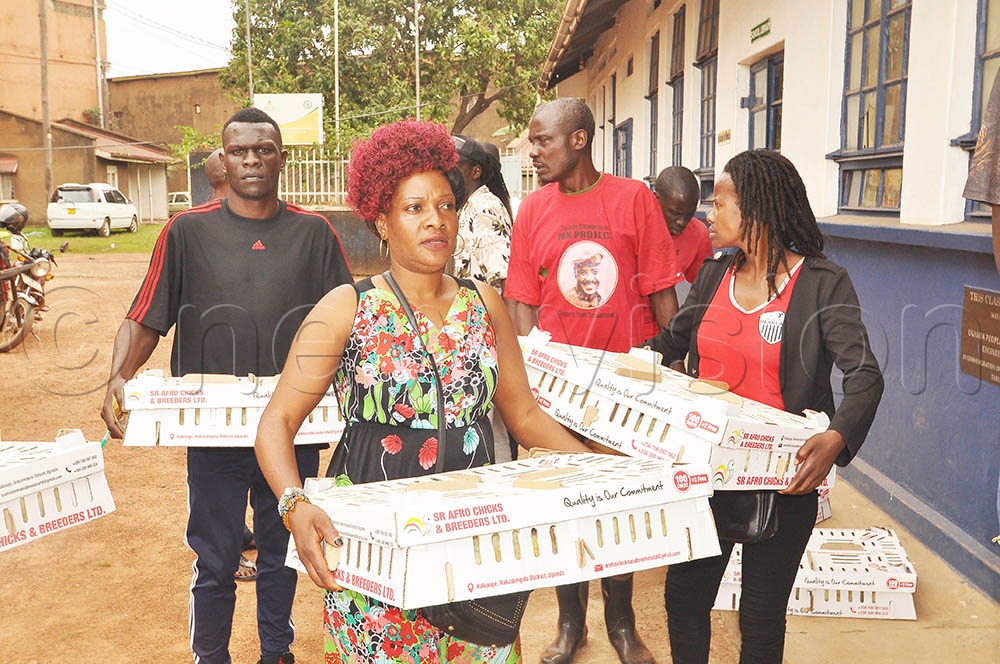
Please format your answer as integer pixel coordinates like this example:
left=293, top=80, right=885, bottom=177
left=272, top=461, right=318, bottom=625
left=0, top=297, right=34, bottom=353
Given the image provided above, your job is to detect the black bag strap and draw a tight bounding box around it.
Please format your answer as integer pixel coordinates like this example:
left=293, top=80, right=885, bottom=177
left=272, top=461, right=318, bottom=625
left=382, top=271, right=448, bottom=474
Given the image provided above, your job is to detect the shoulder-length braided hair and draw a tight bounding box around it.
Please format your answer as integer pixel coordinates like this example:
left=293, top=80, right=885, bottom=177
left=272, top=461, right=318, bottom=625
left=724, top=149, right=825, bottom=296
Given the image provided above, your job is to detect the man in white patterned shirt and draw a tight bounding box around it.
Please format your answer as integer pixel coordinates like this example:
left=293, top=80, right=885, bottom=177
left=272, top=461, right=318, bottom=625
left=452, top=135, right=513, bottom=291
left=452, top=135, right=517, bottom=462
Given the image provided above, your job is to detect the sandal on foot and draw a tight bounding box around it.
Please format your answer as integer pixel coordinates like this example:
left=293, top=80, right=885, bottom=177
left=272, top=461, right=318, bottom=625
left=236, top=554, right=257, bottom=582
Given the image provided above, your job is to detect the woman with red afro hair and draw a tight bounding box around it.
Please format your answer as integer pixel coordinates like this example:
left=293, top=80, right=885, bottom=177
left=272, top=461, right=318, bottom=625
left=347, top=119, right=465, bottom=233
left=255, top=119, right=592, bottom=663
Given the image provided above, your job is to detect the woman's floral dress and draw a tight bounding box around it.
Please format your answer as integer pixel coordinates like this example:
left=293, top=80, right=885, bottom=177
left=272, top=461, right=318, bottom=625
left=322, top=276, right=520, bottom=664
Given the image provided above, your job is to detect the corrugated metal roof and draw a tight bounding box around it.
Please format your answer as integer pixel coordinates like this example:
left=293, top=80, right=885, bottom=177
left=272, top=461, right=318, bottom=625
left=53, top=119, right=173, bottom=165
left=539, top=0, right=629, bottom=91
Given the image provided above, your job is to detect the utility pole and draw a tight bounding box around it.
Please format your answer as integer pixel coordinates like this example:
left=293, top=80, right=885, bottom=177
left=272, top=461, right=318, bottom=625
left=334, top=0, right=340, bottom=148
left=39, top=0, right=52, bottom=199
left=245, top=0, right=254, bottom=100
left=92, top=0, right=105, bottom=127
left=414, top=0, right=420, bottom=120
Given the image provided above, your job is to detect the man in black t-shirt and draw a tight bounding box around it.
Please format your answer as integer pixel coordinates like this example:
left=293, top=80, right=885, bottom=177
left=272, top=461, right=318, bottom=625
left=101, top=108, right=352, bottom=664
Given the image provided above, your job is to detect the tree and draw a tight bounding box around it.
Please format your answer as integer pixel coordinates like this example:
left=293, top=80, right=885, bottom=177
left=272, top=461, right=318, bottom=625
left=221, top=0, right=560, bottom=150
left=166, top=126, right=221, bottom=176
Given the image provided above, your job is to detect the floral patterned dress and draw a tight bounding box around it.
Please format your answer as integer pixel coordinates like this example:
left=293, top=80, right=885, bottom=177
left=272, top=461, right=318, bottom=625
left=322, top=276, right=521, bottom=664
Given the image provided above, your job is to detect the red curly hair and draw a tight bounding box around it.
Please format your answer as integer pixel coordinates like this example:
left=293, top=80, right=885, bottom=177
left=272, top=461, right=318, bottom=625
left=347, top=120, right=459, bottom=232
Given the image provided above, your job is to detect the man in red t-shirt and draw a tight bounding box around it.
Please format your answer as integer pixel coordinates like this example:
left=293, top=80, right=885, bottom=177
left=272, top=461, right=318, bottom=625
left=654, top=166, right=713, bottom=284
left=506, top=98, right=678, bottom=664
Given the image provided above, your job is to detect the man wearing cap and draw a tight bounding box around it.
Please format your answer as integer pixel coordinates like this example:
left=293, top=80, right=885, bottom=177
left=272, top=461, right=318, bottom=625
left=452, top=134, right=514, bottom=291
left=452, top=134, right=518, bottom=462
left=506, top=98, right=681, bottom=664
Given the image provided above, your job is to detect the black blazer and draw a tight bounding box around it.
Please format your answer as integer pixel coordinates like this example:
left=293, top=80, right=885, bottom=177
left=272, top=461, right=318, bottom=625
left=645, top=253, right=884, bottom=466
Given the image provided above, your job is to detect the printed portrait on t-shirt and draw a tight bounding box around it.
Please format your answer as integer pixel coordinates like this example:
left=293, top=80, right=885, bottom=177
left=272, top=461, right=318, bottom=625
left=557, top=240, right=619, bottom=309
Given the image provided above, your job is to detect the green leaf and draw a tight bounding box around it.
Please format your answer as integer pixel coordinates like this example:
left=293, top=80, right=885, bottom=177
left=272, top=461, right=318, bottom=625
left=222, top=0, right=562, bottom=147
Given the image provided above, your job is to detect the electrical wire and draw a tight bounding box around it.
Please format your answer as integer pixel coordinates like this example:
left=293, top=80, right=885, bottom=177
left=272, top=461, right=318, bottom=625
left=104, top=0, right=231, bottom=54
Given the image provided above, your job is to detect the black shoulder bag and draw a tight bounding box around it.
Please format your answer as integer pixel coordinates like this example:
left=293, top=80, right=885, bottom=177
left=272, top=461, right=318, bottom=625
left=382, top=271, right=529, bottom=647
left=709, top=489, right=778, bottom=544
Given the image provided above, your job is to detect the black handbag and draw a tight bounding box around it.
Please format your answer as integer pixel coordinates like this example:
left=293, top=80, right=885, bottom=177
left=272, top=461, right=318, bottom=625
left=383, top=272, right=530, bottom=647
left=709, top=489, right=779, bottom=544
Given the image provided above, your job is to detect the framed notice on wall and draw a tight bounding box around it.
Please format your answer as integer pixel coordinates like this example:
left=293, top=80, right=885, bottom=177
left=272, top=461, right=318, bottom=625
left=960, top=286, right=1000, bottom=388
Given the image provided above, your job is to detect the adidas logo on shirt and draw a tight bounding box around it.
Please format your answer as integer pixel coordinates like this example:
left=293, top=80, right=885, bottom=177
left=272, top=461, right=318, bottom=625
left=251, top=240, right=266, bottom=251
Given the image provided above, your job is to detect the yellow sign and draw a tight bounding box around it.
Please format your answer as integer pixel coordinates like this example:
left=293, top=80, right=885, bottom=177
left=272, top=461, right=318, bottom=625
left=252, top=93, right=324, bottom=145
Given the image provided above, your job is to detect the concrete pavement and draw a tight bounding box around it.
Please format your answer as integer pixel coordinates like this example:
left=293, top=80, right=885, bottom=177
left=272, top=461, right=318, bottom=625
left=517, top=479, right=1000, bottom=663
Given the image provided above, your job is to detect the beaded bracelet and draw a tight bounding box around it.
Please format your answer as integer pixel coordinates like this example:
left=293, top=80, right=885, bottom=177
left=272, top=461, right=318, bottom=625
left=277, top=487, right=310, bottom=531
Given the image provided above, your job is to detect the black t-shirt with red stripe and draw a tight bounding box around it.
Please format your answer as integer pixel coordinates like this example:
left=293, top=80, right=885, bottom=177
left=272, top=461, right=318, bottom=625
left=128, top=199, right=352, bottom=377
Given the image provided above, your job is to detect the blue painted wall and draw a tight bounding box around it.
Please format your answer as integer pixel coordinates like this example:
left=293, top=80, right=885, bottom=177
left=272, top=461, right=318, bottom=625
left=821, top=227, right=1000, bottom=600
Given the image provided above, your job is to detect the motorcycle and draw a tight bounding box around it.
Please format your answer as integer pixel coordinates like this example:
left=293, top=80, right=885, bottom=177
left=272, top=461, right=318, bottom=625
left=0, top=203, right=56, bottom=352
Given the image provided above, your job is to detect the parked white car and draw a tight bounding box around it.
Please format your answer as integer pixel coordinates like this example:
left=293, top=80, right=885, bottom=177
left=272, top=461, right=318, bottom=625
left=167, top=191, right=191, bottom=215
left=47, top=183, right=138, bottom=237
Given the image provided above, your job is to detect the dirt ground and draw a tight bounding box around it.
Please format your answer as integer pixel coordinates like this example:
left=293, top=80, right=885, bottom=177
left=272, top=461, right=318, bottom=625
left=1, top=254, right=746, bottom=663
left=4, top=255, right=999, bottom=664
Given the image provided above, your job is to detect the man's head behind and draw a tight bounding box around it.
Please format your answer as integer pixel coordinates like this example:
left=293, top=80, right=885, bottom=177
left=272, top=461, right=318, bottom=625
left=528, top=98, right=596, bottom=185
left=453, top=134, right=511, bottom=215
left=205, top=148, right=227, bottom=198
left=654, top=166, right=700, bottom=235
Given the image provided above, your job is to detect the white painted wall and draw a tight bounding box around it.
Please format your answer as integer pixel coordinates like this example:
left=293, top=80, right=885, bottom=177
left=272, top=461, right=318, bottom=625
left=552, top=0, right=983, bottom=226
left=899, top=0, right=978, bottom=225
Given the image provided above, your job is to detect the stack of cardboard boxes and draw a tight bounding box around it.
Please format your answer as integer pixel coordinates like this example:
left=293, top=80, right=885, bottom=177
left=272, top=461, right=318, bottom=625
left=0, top=429, right=115, bottom=552
left=714, top=527, right=917, bottom=620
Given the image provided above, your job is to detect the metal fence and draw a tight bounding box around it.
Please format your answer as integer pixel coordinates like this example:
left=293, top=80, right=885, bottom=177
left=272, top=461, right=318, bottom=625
left=278, top=146, right=539, bottom=210
left=279, top=146, right=348, bottom=208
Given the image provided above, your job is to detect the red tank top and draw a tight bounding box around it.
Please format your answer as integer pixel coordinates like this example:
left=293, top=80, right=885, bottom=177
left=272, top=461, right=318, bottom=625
left=695, top=259, right=804, bottom=410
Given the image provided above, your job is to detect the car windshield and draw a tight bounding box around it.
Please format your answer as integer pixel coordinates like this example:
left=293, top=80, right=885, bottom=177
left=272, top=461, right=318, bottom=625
left=55, top=188, right=96, bottom=203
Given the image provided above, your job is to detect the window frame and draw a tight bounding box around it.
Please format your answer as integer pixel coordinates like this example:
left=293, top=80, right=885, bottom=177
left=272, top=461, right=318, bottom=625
left=695, top=0, right=719, bottom=200
left=748, top=52, right=784, bottom=151
left=962, top=0, right=1000, bottom=220
left=647, top=31, right=661, bottom=180
left=831, top=0, right=912, bottom=213
left=669, top=6, right=686, bottom=167
left=696, top=0, right=719, bottom=63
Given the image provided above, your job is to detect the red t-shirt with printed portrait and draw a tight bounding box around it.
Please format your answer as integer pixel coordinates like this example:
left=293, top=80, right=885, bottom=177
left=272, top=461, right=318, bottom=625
left=506, top=174, right=681, bottom=352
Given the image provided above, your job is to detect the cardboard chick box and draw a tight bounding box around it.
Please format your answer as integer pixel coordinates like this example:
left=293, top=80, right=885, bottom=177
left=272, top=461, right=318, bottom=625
left=713, top=527, right=917, bottom=620
left=0, top=429, right=115, bottom=552
left=121, top=370, right=344, bottom=447
left=520, top=331, right=834, bottom=491
left=815, top=488, right=833, bottom=524
left=288, top=453, right=721, bottom=609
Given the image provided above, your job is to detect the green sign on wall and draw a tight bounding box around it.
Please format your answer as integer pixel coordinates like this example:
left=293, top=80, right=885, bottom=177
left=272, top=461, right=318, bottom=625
left=751, top=18, right=772, bottom=43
